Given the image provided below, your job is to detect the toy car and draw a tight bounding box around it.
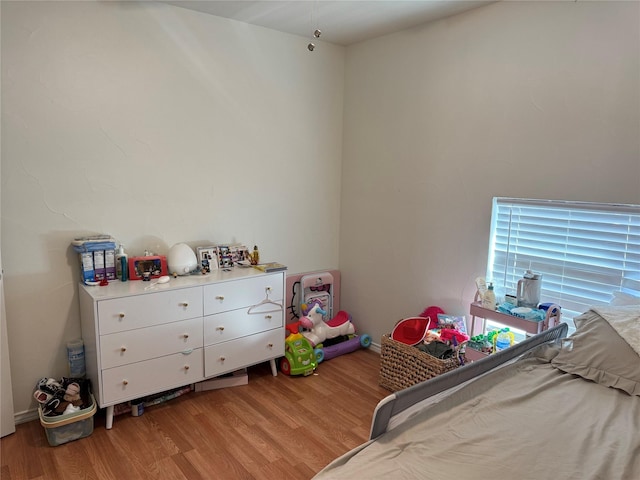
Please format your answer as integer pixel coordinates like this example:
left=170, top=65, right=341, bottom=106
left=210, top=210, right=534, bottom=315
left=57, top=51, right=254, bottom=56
left=280, top=333, right=317, bottom=376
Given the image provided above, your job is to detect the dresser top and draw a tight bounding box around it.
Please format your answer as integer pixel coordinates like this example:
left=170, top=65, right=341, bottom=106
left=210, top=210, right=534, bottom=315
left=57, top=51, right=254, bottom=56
left=80, top=268, right=283, bottom=301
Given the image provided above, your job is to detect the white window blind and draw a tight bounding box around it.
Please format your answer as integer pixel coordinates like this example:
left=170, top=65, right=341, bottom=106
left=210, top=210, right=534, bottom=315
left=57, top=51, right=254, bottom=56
left=487, top=198, right=640, bottom=321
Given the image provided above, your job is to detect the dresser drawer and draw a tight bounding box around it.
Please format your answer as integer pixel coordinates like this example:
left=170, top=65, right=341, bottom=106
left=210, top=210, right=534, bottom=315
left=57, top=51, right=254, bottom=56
left=203, top=274, right=284, bottom=315
left=101, top=349, right=204, bottom=405
left=100, top=317, right=203, bottom=369
left=204, top=328, right=284, bottom=378
left=203, top=308, right=283, bottom=347
left=97, top=288, right=203, bottom=335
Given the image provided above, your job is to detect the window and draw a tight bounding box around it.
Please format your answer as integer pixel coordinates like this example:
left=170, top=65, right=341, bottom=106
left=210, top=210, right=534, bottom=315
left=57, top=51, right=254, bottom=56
left=486, top=198, right=640, bottom=323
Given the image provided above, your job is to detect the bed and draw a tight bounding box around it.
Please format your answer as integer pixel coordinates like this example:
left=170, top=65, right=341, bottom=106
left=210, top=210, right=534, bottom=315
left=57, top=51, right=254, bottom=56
left=314, top=306, right=640, bottom=480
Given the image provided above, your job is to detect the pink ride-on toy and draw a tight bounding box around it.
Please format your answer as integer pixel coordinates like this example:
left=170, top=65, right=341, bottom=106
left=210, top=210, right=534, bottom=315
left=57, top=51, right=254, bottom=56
left=298, top=300, right=371, bottom=363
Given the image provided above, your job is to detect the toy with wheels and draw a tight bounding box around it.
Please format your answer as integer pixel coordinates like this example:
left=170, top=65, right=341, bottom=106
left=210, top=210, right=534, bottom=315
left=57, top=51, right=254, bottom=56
left=280, top=332, right=317, bottom=376
left=316, top=332, right=372, bottom=363
left=299, top=301, right=355, bottom=347
left=297, top=300, right=372, bottom=363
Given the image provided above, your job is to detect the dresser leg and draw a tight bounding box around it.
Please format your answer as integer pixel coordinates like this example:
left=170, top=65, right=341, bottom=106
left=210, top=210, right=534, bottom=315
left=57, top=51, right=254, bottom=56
left=105, top=405, right=114, bottom=429
left=269, top=358, right=277, bottom=377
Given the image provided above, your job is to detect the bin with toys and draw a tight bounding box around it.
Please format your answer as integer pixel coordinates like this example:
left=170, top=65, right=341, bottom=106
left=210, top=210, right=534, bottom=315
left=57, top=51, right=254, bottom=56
left=379, top=307, right=468, bottom=392
left=34, top=377, right=96, bottom=446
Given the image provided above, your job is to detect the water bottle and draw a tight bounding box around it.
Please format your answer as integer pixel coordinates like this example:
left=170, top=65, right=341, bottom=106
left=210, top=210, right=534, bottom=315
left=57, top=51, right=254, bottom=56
left=67, top=339, right=86, bottom=378
left=494, top=328, right=513, bottom=352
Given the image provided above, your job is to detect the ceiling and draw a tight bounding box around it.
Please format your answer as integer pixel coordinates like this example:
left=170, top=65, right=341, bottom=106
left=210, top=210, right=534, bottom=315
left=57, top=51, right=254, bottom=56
left=163, top=1, right=495, bottom=46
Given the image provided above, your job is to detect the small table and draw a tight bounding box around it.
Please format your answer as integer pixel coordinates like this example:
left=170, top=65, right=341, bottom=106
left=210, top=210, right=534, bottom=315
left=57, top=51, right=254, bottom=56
left=466, top=301, right=561, bottom=362
left=469, top=301, right=561, bottom=337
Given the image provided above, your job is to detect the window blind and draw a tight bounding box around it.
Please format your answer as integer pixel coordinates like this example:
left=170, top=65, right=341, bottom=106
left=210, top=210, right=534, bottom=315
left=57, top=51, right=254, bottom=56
left=487, top=198, right=640, bottom=321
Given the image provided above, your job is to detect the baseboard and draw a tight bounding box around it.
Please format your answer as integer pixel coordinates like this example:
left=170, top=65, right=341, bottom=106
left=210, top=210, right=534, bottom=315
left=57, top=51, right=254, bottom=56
left=15, top=408, right=39, bottom=425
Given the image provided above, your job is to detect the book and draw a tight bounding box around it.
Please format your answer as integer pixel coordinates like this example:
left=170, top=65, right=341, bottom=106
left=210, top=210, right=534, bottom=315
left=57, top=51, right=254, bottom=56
left=436, top=314, right=468, bottom=334
left=253, top=262, right=288, bottom=273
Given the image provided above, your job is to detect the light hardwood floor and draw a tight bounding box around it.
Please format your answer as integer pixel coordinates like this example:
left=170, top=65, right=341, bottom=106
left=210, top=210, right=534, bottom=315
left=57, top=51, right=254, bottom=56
left=1, top=349, right=389, bottom=480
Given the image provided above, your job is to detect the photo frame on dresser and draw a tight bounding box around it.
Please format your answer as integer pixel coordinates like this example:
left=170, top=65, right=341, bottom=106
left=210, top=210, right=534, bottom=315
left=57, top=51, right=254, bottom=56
left=196, top=246, right=219, bottom=273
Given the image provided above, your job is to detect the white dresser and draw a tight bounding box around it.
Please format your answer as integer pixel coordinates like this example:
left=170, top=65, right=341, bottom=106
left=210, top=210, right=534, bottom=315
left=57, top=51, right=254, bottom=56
left=79, top=269, right=285, bottom=428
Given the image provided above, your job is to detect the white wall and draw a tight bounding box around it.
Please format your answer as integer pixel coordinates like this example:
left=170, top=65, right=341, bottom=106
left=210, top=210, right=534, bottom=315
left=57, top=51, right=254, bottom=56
left=1, top=1, right=344, bottom=417
left=3, top=0, right=639, bottom=422
left=340, top=1, right=640, bottom=344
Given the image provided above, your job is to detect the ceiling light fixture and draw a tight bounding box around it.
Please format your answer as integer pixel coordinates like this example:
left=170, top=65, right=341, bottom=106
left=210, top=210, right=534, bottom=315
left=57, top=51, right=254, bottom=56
left=308, top=29, right=321, bottom=51
left=308, top=1, right=321, bottom=52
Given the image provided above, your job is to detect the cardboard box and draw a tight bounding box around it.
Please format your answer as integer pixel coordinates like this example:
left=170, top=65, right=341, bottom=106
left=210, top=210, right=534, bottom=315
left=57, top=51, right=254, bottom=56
left=194, top=369, right=248, bottom=392
left=104, top=249, right=116, bottom=280
left=78, top=252, right=95, bottom=283
left=93, top=251, right=105, bottom=280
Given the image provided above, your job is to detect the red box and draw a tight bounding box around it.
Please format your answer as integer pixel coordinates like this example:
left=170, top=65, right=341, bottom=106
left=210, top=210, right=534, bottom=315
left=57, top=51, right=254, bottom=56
left=128, top=256, right=168, bottom=281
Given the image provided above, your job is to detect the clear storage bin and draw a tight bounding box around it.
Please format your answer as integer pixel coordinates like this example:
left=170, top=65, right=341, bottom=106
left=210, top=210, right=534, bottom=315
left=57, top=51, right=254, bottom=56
left=38, top=394, right=96, bottom=446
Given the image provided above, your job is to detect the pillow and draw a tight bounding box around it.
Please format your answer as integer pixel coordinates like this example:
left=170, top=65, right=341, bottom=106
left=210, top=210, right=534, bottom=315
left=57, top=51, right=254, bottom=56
left=550, top=309, right=640, bottom=396
left=609, top=291, right=640, bottom=306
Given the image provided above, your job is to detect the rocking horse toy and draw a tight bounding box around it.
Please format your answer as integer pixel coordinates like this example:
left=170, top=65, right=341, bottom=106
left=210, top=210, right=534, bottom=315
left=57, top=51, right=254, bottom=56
left=291, top=300, right=371, bottom=363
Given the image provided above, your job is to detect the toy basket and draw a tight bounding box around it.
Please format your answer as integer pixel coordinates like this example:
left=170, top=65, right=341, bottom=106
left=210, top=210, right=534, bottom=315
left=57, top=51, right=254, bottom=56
left=379, top=333, right=464, bottom=392
left=38, top=394, right=96, bottom=446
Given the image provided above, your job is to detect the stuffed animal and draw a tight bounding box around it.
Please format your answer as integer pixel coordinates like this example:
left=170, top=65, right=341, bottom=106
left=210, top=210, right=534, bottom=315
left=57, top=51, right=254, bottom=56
left=439, top=327, right=469, bottom=345
left=36, top=377, right=89, bottom=416
left=63, top=382, right=82, bottom=406
left=423, top=330, right=442, bottom=344
left=419, top=306, right=445, bottom=329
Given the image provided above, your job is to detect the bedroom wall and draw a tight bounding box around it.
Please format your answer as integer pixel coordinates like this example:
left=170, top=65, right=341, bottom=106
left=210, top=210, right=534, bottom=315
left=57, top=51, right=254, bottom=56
left=1, top=1, right=344, bottom=417
left=339, top=1, right=640, bottom=344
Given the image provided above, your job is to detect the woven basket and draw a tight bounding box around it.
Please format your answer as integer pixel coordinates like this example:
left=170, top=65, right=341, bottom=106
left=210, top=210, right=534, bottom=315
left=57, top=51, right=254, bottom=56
left=379, top=333, right=463, bottom=392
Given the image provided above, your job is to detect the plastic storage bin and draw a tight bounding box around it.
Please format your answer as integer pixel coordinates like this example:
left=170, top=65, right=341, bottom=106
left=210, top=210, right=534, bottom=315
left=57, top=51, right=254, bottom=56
left=38, top=394, right=96, bottom=446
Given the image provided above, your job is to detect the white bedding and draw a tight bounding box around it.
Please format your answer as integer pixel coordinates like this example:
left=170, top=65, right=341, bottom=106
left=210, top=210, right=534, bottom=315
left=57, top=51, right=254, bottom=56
left=593, top=305, right=640, bottom=356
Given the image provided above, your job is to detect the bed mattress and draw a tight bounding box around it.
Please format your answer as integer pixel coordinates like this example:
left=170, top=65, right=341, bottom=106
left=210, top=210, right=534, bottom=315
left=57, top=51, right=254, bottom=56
left=314, top=310, right=640, bottom=479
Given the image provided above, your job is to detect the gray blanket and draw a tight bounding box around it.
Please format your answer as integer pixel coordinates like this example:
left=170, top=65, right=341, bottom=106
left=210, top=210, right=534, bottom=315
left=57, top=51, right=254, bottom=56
left=314, top=347, right=640, bottom=479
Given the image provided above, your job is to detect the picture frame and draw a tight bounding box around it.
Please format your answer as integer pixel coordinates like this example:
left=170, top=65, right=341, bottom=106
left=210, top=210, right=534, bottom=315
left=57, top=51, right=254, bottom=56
left=128, top=255, right=168, bottom=281
left=196, top=246, right=219, bottom=273
left=217, top=245, right=232, bottom=268
left=229, top=245, right=251, bottom=265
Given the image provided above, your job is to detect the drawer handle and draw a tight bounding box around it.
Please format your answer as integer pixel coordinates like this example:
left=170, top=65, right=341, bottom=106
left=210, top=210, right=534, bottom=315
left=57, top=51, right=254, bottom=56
left=219, top=356, right=225, bottom=362
left=120, top=346, right=127, bottom=352
left=215, top=295, right=225, bottom=300
left=216, top=326, right=225, bottom=331
left=267, top=343, right=273, bottom=348
left=179, top=302, right=189, bottom=307
left=181, top=349, right=194, bottom=355
left=184, top=365, right=190, bottom=371
left=118, top=313, right=125, bottom=319
left=183, top=334, right=189, bottom=339
left=122, top=380, right=129, bottom=386
left=265, top=314, right=273, bottom=320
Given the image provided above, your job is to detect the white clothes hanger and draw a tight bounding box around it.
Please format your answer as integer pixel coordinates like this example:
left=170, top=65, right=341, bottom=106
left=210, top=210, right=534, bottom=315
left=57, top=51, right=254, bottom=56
left=247, top=287, right=283, bottom=314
